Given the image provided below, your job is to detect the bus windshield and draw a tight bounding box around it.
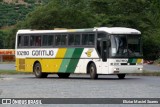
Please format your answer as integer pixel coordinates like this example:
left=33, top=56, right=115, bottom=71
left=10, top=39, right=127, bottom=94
left=110, top=34, right=142, bottom=58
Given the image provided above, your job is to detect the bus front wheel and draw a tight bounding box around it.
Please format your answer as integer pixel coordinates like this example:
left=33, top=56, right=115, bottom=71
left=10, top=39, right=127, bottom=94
left=33, top=63, right=48, bottom=78
left=57, top=73, right=70, bottom=78
left=117, top=74, right=126, bottom=79
left=89, top=63, right=98, bottom=79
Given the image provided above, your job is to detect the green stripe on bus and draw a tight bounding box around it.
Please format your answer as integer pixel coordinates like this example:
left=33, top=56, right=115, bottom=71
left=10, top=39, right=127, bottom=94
left=128, top=59, right=133, bottom=63
left=58, top=48, right=75, bottom=73
left=128, top=58, right=137, bottom=63
left=132, top=59, right=137, bottom=63
left=65, top=48, right=84, bottom=73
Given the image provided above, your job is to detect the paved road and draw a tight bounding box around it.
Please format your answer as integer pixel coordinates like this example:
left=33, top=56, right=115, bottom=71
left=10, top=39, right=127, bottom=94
left=0, top=64, right=15, bottom=70
left=0, top=64, right=160, bottom=72
left=143, top=64, right=160, bottom=72
left=0, top=74, right=160, bottom=107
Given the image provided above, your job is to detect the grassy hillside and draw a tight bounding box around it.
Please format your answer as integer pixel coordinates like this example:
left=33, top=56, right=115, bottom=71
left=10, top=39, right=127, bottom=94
left=0, top=0, right=50, bottom=28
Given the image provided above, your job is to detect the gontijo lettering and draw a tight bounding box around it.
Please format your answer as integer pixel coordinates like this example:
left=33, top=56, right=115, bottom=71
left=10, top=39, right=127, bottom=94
left=17, top=50, right=54, bottom=56
left=32, top=50, right=54, bottom=56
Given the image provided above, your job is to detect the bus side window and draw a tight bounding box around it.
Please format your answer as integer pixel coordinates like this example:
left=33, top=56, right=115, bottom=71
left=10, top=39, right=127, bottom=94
left=55, top=35, right=61, bottom=46
left=82, top=34, right=88, bottom=45
left=35, top=36, right=41, bottom=46
left=48, top=35, right=54, bottom=46
left=88, top=34, right=94, bottom=45
left=75, top=34, right=80, bottom=45
left=30, top=36, right=35, bottom=46
left=82, top=33, right=95, bottom=46
left=68, top=34, right=80, bottom=46
left=42, top=35, right=48, bottom=46
left=61, top=35, right=67, bottom=45
left=24, top=36, right=29, bottom=46
left=98, top=33, right=106, bottom=39
left=42, top=35, right=54, bottom=46
left=18, top=36, right=22, bottom=47
left=68, top=34, right=74, bottom=45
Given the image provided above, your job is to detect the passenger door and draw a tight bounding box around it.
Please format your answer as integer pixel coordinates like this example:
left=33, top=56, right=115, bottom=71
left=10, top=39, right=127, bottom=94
left=97, top=39, right=109, bottom=74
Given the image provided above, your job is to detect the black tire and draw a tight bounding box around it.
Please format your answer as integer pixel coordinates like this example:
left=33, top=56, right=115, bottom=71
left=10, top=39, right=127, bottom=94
left=117, top=74, right=126, bottom=79
left=33, top=63, right=48, bottom=78
left=89, top=63, right=98, bottom=79
left=57, top=73, right=70, bottom=78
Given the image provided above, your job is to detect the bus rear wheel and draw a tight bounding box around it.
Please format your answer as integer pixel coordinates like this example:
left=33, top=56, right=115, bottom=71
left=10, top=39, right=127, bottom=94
left=117, top=74, right=126, bottom=79
left=57, top=73, right=70, bottom=78
left=34, top=63, right=48, bottom=78
left=89, top=63, right=98, bottom=79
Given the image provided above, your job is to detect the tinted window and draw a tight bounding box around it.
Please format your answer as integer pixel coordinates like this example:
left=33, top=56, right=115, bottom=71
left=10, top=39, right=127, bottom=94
left=68, top=34, right=74, bottom=45
left=61, top=35, right=67, bottom=45
left=30, top=36, right=41, bottom=46
left=82, top=34, right=88, bottom=45
left=88, top=34, right=95, bottom=45
left=55, top=34, right=67, bottom=46
left=30, top=36, right=35, bottom=46
left=48, top=35, right=54, bottom=46
left=82, top=33, right=95, bottom=45
left=68, top=34, right=80, bottom=46
left=18, top=35, right=22, bottom=47
left=42, top=35, right=54, bottom=46
left=75, top=34, right=80, bottom=45
left=55, top=35, right=61, bottom=46
left=23, top=36, right=29, bottom=46
left=35, top=36, right=41, bottom=46
left=42, top=35, right=48, bottom=46
left=98, top=33, right=106, bottom=39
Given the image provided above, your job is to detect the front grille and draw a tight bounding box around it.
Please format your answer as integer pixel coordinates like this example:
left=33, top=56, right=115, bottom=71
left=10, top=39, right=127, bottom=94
left=120, top=63, right=136, bottom=65
left=130, top=63, right=136, bottom=65
left=121, top=63, right=127, bottom=65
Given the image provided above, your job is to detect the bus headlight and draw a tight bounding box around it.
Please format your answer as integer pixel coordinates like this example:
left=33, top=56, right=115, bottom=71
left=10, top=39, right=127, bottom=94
left=114, top=68, right=119, bottom=71
left=114, top=68, right=119, bottom=74
left=138, top=68, right=143, bottom=71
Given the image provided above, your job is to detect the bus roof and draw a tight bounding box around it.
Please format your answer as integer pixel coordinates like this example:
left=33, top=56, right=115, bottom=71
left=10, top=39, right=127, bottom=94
left=95, top=27, right=141, bottom=34
left=17, top=27, right=141, bottom=35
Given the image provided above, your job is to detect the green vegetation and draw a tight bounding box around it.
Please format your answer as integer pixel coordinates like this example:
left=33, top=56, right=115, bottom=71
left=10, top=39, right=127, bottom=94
left=0, top=31, right=5, bottom=48
left=0, top=0, right=50, bottom=28
left=154, top=58, right=160, bottom=65
left=0, top=0, right=160, bottom=60
left=0, top=0, right=50, bottom=48
left=0, top=3, right=33, bottom=28
left=0, top=70, right=30, bottom=75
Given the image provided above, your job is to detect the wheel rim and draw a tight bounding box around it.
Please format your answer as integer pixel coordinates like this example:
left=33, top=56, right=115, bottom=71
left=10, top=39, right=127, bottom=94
left=90, top=66, right=94, bottom=75
left=35, top=66, right=40, bottom=76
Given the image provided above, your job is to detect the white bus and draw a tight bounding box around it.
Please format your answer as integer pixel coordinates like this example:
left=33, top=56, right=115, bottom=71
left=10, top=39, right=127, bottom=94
left=15, top=27, right=143, bottom=79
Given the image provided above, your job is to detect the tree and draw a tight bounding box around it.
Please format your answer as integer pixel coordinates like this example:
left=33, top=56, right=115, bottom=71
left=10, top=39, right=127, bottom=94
left=0, top=31, right=6, bottom=49
left=6, top=0, right=160, bottom=60
left=90, top=0, right=160, bottom=60
left=22, top=0, right=95, bottom=29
